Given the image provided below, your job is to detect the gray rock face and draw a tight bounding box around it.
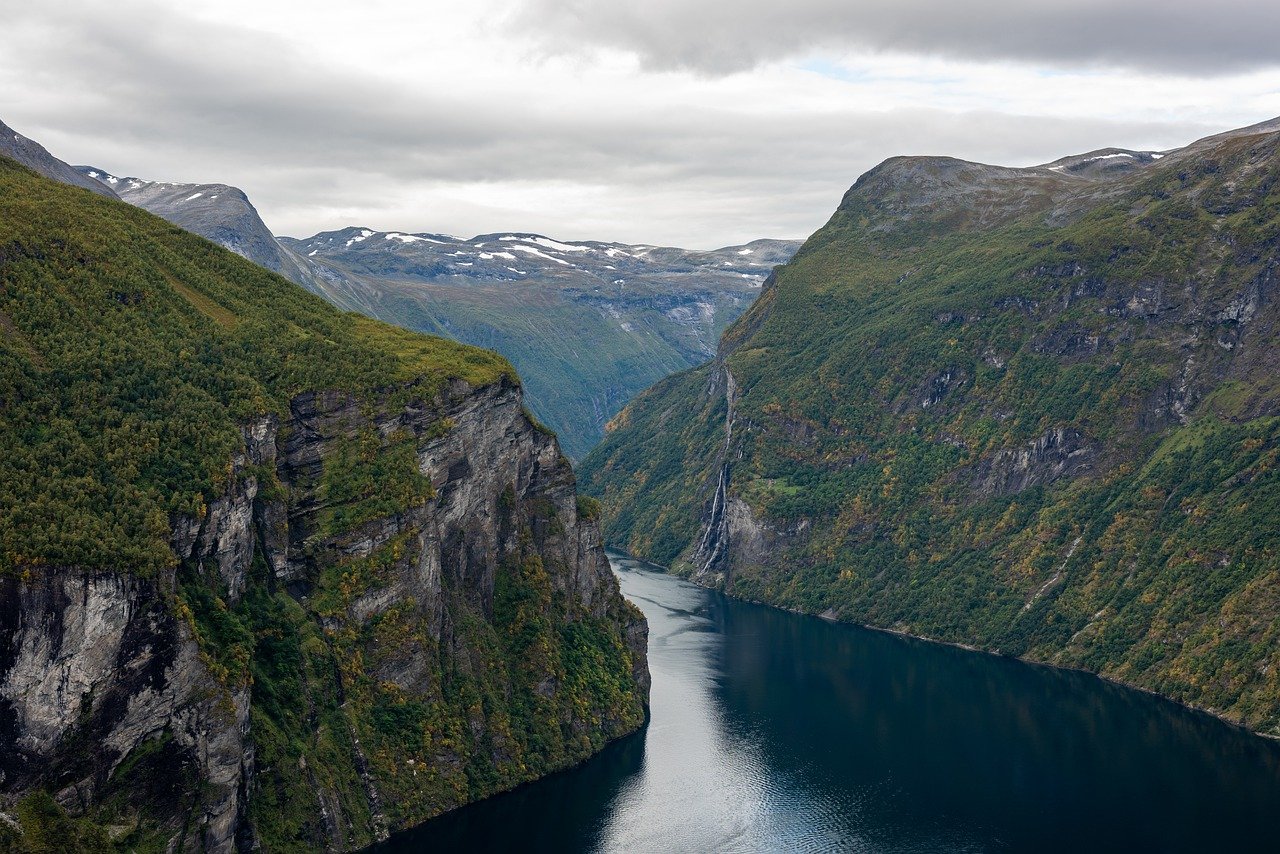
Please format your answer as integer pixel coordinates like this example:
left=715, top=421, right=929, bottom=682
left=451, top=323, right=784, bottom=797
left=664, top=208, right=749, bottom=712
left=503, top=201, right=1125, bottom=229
left=972, top=427, right=1097, bottom=498
left=276, top=378, right=625, bottom=623
left=0, top=570, right=249, bottom=851
left=1, top=377, right=647, bottom=850
left=0, top=119, right=118, bottom=199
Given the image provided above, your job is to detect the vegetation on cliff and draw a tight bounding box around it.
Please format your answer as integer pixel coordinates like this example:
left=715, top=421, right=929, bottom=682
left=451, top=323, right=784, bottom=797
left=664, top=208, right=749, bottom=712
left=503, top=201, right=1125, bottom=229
left=581, top=121, right=1280, bottom=734
left=0, top=157, right=646, bottom=850
left=0, top=154, right=512, bottom=576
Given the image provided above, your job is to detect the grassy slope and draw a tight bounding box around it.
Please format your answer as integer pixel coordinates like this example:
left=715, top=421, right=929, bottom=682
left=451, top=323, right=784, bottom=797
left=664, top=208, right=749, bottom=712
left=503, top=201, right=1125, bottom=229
left=581, top=128, right=1280, bottom=733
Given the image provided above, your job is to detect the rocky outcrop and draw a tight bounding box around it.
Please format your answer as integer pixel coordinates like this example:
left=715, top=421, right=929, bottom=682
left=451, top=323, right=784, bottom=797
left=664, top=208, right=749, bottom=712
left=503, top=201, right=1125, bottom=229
left=972, top=427, right=1097, bottom=498
left=1, top=377, right=648, bottom=851
left=0, top=570, right=249, bottom=851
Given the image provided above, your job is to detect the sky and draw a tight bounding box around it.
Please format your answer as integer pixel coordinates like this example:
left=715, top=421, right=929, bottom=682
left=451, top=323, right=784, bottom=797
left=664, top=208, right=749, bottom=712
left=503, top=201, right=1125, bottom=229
left=1, top=0, right=1279, bottom=248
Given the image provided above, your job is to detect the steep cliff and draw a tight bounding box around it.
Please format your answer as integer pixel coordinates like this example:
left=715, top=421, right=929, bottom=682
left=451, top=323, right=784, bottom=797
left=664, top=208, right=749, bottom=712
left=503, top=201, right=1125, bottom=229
left=0, top=155, right=647, bottom=851
left=581, top=117, right=1280, bottom=735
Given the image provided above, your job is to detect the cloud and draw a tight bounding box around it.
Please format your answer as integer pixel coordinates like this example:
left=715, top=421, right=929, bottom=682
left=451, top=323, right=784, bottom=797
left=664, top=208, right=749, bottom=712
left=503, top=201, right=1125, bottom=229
left=0, top=0, right=1275, bottom=247
left=514, top=0, right=1280, bottom=76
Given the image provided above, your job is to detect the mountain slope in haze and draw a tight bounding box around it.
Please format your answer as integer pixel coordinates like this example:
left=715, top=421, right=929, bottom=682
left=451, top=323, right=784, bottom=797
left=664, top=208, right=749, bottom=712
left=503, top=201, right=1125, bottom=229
left=0, top=154, right=647, bottom=851
left=77, top=165, right=312, bottom=282
left=581, top=117, right=1280, bottom=735
left=0, top=118, right=118, bottom=198
left=281, top=228, right=801, bottom=457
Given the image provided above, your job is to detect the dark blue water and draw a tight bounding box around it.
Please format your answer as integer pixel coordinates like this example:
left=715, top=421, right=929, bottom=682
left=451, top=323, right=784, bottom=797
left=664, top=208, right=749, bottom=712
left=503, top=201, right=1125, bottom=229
left=377, top=554, right=1280, bottom=852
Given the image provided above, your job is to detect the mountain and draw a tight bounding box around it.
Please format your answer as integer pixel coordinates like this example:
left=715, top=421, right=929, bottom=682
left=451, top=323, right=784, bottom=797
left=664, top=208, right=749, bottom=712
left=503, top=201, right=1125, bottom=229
left=278, top=229, right=801, bottom=457
left=0, top=119, right=118, bottom=199
left=75, top=162, right=796, bottom=456
left=580, top=117, right=1280, bottom=736
left=0, top=153, right=647, bottom=850
left=76, top=166, right=312, bottom=282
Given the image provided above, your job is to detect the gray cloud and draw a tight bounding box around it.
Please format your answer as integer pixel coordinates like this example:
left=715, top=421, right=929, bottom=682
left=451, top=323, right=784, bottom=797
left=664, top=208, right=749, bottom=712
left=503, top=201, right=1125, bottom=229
left=0, top=1, right=1264, bottom=247
left=514, top=0, right=1280, bottom=75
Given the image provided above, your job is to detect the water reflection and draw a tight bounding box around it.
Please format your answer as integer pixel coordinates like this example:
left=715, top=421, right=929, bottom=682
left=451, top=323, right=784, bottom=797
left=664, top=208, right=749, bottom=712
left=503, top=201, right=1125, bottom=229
left=377, top=555, right=1280, bottom=853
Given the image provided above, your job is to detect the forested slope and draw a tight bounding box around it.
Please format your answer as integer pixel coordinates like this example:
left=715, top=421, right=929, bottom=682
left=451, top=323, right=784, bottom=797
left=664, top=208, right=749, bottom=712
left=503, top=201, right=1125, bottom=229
left=581, top=119, right=1280, bottom=735
left=0, top=156, right=647, bottom=851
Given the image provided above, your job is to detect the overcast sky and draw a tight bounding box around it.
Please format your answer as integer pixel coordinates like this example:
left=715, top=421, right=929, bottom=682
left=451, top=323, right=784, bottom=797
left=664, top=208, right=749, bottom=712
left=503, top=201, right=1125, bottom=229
left=2, top=0, right=1279, bottom=248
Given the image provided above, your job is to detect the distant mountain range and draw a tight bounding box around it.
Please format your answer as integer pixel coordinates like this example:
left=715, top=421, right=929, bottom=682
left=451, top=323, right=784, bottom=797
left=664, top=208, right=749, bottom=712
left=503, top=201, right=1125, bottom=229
left=2, top=117, right=798, bottom=458
left=63, top=165, right=798, bottom=457
left=274, top=228, right=798, bottom=457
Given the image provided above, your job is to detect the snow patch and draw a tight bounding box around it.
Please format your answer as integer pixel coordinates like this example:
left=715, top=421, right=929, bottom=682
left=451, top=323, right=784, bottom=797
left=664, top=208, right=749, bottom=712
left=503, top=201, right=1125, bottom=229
left=386, top=233, right=452, bottom=244
left=184, top=192, right=203, bottom=201
left=345, top=229, right=375, bottom=248
left=527, top=236, right=590, bottom=253
left=507, top=245, right=570, bottom=265
left=736, top=248, right=753, bottom=255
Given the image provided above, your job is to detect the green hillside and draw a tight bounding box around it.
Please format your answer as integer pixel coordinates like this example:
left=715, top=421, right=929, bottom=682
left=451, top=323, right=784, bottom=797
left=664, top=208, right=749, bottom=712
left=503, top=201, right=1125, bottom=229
left=581, top=121, right=1280, bottom=734
left=0, top=155, right=512, bottom=575
left=0, top=155, right=645, bottom=850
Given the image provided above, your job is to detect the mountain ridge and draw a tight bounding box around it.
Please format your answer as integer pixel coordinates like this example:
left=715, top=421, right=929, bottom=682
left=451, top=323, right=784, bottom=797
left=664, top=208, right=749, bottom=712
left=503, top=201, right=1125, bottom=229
left=0, top=119, right=118, bottom=199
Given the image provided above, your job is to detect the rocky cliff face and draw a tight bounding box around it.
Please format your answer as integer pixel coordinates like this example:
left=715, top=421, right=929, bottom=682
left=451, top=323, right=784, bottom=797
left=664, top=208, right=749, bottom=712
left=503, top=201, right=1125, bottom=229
left=0, top=571, right=249, bottom=850
left=1, top=376, right=647, bottom=851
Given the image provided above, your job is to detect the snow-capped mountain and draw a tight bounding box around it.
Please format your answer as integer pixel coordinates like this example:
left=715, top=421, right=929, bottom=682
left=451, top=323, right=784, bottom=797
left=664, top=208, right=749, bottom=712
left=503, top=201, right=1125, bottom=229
left=0, top=119, right=118, bottom=198
left=74, top=159, right=800, bottom=458
left=281, top=228, right=800, bottom=456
